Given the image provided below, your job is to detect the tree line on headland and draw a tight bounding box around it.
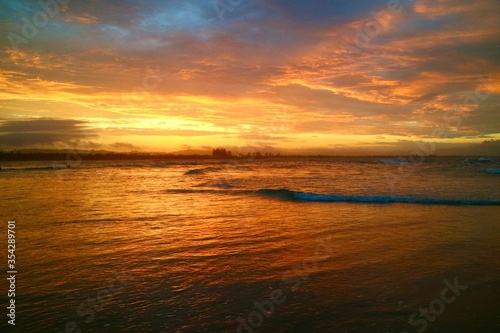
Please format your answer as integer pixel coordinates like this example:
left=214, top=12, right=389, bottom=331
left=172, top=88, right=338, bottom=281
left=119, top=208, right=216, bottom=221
left=0, top=148, right=282, bottom=161
left=211, top=148, right=280, bottom=159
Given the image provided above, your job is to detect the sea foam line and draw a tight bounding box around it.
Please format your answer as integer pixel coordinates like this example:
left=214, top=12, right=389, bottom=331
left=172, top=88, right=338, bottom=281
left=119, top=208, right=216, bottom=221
left=255, top=189, right=500, bottom=206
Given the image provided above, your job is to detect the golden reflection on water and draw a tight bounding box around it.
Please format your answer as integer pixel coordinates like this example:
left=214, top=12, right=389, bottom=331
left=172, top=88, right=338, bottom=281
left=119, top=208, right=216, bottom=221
left=1, top=160, right=499, bottom=332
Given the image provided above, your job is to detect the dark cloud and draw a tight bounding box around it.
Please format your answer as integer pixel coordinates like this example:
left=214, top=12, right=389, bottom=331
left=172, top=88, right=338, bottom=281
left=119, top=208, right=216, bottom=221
left=0, top=119, right=99, bottom=147
left=0, top=119, right=86, bottom=132
left=108, top=142, right=143, bottom=151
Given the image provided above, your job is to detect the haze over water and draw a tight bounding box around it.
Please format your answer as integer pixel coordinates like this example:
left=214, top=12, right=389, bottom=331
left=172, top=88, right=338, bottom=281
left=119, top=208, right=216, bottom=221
left=1, top=157, right=499, bottom=332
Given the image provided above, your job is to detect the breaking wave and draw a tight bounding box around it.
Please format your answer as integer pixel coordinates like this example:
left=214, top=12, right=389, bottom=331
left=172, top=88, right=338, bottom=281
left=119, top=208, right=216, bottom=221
left=484, top=168, right=500, bottom=175
left=255, top=189, right=500, bottom=206
left=184, top=168, right=205, bottom=175
left=183, top=166, right=223, bottom=175
left=464, top=158, right=497, bottom=164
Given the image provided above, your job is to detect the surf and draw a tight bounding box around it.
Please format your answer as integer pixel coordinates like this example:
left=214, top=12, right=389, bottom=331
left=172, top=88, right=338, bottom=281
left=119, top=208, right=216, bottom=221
left=255, top=189, right=500, bottom=206
left=484, top=168, right=500, bottom=174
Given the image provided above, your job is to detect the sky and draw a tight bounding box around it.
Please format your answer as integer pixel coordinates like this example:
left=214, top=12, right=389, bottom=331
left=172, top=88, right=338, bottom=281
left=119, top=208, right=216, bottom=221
left=0, top=0, right=499, bottom=155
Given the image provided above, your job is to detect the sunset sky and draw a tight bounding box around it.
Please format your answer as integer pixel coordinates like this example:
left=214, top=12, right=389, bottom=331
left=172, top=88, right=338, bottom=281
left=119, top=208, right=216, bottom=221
left=1, top=0, right=499, bottom=155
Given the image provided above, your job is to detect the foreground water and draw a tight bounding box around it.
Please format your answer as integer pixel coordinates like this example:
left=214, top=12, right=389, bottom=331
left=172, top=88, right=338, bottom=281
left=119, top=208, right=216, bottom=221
left=1, top=157, right=499, bottom=332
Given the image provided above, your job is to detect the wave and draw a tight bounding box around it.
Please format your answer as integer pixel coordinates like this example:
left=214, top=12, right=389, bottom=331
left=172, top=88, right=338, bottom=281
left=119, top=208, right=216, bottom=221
left=213, top=182, right=234, bottom=188
left=194, top=181, right=235, bottom=188
left=255, top=189, right=500, bottom=206
left=161, top=187, right=500, bottom=206
left=484, top=168, right=500, bottom=175
left=255, top=188, right=297, bottom=201
left=184, top=168, right=204, bottom=175
left=183, top=166, right=222, bottom=175
left=464, top=157, right=497, bottom=164
left=380, top=159, right=409, bottom=165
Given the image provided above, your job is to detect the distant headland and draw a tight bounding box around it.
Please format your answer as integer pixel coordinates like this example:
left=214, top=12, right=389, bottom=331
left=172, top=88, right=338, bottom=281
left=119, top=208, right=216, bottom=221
left=0, top=148, right=286, bottom=161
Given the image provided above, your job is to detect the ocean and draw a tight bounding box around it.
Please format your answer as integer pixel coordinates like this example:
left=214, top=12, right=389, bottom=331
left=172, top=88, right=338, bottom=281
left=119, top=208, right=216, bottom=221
left=1, top=157, right=499, bottom=332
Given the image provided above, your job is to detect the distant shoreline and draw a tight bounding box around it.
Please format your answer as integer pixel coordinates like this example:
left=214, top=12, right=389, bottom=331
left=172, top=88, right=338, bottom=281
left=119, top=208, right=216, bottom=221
left=0, top=151, right=497, bottom=162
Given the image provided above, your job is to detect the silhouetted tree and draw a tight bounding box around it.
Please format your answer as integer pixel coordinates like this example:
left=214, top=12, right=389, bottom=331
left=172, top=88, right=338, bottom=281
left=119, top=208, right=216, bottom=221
left=212, top=147, right=231, bottom=158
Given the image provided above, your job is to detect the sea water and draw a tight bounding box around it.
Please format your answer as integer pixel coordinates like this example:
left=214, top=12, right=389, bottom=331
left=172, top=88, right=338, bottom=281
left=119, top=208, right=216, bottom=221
left=0, top=157, right=499, bottom=332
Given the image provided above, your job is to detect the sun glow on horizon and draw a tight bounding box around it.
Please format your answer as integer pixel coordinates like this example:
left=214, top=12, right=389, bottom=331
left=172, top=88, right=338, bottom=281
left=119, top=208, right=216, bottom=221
left=0, top=0, right=499, bottom=155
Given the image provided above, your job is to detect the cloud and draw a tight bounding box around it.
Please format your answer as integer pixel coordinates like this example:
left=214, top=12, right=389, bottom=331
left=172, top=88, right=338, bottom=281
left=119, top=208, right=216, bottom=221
left=0, top=119, right=99, bottom=147
left=108, top=142, right=143, bottom=151
left=0, top=0, right=498, bottom=152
